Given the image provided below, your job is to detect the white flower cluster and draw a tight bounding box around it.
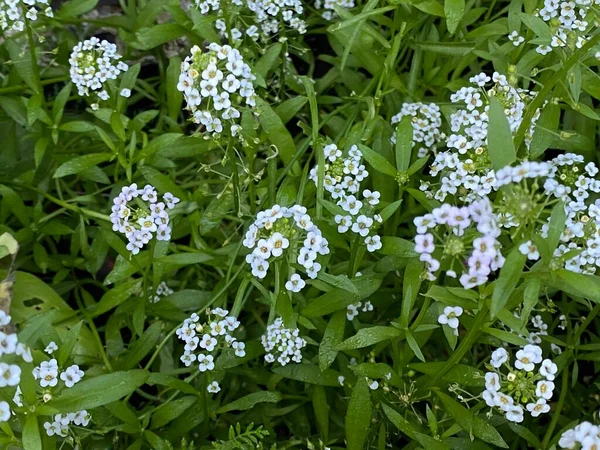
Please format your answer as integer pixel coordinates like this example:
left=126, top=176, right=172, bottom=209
left=559, top=421, right=600, bottom=449
left=0, top=310, right=33, bottom=422
left=177, top=43, right=256, bottom=138
left=535, top=0, right=599, bottom=55
left=261, top=318, right=306, bottom=366
left=176, top=309, right=245, bottom=374
left=495, top=155, right=600, bottom=274
left=149, top=281, right=174, bottom=303
left=44, top=411, right=91, bottom=437
left=310, top=144, right=368, bottom=200
left=309, top=144, right=382, bottom=252
left=314, top=0, right=354, bottom=20
left=243, top=205, right=329, bottom=290
left=110, top=184, right=179, bottom=255
left=0, top=0, right=52, bottom=34
left=69, top=37, right=129, bottom=108
left=483, top=345, right=556, bottom=423
left=247, top=0, right=307, bottom=36
left=33, top=359, right=85, bottom=389
left=437, top=306, right=463, bottom=336
left=422, top=72, right=540, bottom=203
left=413, top=197, right=504, bottom=288
left=346, top=300, right=373, bottom=321
left=334, top=189, right=383, bottom=252
left=390, top=102, right=443, bottom=158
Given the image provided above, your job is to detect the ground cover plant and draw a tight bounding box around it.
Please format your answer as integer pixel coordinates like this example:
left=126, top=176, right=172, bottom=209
left=1, top=0, right=600, bottom=448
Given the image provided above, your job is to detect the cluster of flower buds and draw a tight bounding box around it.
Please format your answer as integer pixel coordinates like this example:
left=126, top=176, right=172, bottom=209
left=177, top=43, right=256, bottom=138
left=261, top=318, right=306, bottom=366
left=69, top=37, right=129, bottom=109
left=413, top=197, right=504, bottom=288
left=243, top=205, right=329, bottom=290
left=110, top=184, right=179, bottom=255
left=176, top=309, right=245, bottom=381
left=149, top=281, right=174, bottom=303
left=483, top=345, right=557, bottom=423
left=390, top=102, right=444, bottom=158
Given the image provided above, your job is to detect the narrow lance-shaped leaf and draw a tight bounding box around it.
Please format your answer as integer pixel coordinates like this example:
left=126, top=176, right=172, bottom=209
left=488, top=96, right=516, bottom=170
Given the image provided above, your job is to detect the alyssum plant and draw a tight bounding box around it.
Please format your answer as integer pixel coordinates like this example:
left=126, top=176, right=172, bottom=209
left=1, top=0, right=600, bottom=449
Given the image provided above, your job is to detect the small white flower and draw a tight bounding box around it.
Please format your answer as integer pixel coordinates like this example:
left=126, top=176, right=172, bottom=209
left=120, top=88, right=132, bottom=98
left=437, top=306, right=463, bottom=329
left=45, top=342, right=58, bottom=354
left=207, top=381, right=221, bottom=393
left=285, top=273, right=306, bottom=293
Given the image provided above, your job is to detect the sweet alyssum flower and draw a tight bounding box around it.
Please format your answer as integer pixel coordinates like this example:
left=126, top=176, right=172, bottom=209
left=390, top=102, right=444, bottom=158
left=346, top=300, right=373, bottom=321
left=176, top=309, right=244, bottom=375
left=558, top=421, right=600, bottom=449
left=177, top=43, right=256, bottom=138
left=149, top=281, right=174, bottom=303
left=0, top=0, right=52, bottom=34
left=261, top=317, right=307, bottom=366
left=0, top=312, right=32, bottom=422
left=43, top=410, right=91, bottom=438
left=33, top=358, right=84, bottom=389
left=110, top=184, right=179, bottom=255
left=69, top=37, right=129, bottom=107
left=482, top=345, right=556, bottom=423
left=413, top=197, right=505, bottom=288
left=243, top=204, right=329, bottom=290
left=437, top=306, right=463, bottom=336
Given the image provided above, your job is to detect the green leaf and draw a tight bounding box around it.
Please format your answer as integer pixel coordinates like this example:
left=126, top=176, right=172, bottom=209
left=217, top=391, right=282, bottom=414
left=58, top=321, right=83, bottom=367
left=166, top=57, right=183, bottom=120
left=406, top=330, right=425, bottom=362
left=382, top=403, right=417, bottom=439
left=401, top=259, right=422, bottom=328
left=150, top=396, right=197, bottom=429
left=412, top=41, right=475, bottom=56
left=93, top=279, right=142, bottom=317
left=546, top=201, right=566, bottom=256
left=254, top=43, right=283, bottom=79
left=134, top=24, right=187, bottom=50
left=338, top=326, right=403, bottom=350
left=541, top=270, right=600, bottom=300
left=117, top=322, right=162, bottom=370
left=358, top=144, right=397, bottom=177
left=272, top=365, right=341, bottom=386
left=488, top=96, right=516, bottom=170
left=445, top=0, right=465, bottom=34
left=490, top=246, right=527, bottom=317
left=435, top=391, right=508, bottom=448
left=58, top=0, right=99, bottom=17
left=256, top=97, right=296, bottom=165
left=54, top=154, right=112, bottom=178
left=319, top=310, right=346, bottom=371
left=521, top=278, right=541, bottom=327
left=22, top=416, right=42, bottom=450
left=154, top=253, right=213, bottom=266
left=346, top=377, right=371, bottom=450
left=395, top=116, right=413, bottom=172
left=483, top=327, right=529, bottom=346
left=518, top=13, right=552, bottom=40
left=409, top=363, right=484, bottom=387
left=39, top=370, right=150, bottom=414
left=315, top=272, right=358, bottom=294
left=302, top=275, right=382, bottom=317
